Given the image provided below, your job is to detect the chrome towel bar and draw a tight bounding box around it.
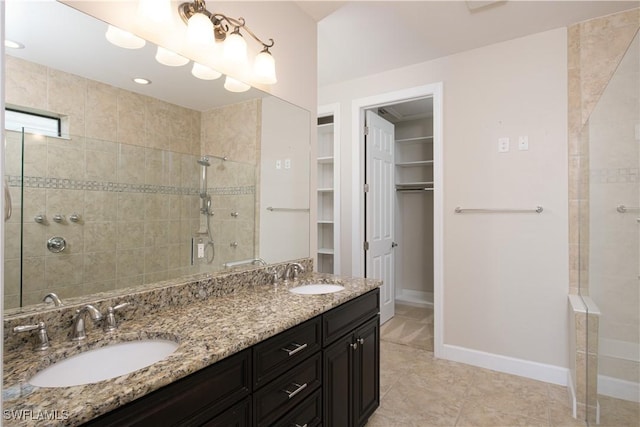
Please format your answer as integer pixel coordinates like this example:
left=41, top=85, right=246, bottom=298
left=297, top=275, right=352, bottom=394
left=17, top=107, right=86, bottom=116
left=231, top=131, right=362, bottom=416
left=266, top=207, right=310, bottom=212
left=455, top=206, right=543, bottom=214
left=616, top=204, right=640, bottom=213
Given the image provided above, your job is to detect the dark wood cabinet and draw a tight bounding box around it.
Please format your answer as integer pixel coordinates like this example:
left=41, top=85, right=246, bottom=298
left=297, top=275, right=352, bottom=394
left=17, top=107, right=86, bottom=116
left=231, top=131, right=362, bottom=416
left=323, top=291, right=380, bottom=427
left=323, top=316, right=380, bottom=427
left=83, top=289, right=380, bottom=427
left=84, top=348, right=251, bottom=427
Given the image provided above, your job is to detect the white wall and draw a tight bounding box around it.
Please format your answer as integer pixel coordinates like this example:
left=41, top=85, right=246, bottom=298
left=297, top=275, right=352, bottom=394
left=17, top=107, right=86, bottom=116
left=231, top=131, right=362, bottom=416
left=320, top=28, right=570, bottom=372
left=260, top=97, right=310, bottom=262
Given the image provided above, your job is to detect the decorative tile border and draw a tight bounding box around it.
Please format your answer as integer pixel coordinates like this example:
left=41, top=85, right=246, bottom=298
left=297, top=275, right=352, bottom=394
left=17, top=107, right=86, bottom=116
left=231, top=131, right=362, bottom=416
left=590, top=168, right=639, bottom=184
left=6, top=175, right=255, bottom=195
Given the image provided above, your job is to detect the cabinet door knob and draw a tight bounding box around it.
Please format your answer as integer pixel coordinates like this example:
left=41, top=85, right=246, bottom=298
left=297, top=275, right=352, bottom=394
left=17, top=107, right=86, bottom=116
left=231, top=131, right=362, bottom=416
left=350, top=342, right=358, bottom=350
left=357, top=338, right=365, bottom=345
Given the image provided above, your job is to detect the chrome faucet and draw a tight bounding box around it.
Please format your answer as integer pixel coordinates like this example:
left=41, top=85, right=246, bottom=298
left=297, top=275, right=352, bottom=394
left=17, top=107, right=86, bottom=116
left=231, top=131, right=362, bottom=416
left=14, top=321, right=50, bottom=351
left=283, top=262, right=305, bottom=281
left=104, top=302, right=131, bottom=333
left=71, top=305, right=103, bottom=341
left=43, top=292, right=64, bottom=306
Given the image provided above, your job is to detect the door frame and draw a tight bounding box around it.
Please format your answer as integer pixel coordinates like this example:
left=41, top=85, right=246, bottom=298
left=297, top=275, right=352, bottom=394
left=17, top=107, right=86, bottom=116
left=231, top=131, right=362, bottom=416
left=351, top=83, right=444, bottom=358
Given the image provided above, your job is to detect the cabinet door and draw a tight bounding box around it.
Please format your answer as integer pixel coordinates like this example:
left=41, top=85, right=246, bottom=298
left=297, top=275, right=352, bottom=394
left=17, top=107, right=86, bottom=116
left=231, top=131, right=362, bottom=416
left=354, top=316, right=380, bottom=426
left=323, top=333, right=354, bottom=427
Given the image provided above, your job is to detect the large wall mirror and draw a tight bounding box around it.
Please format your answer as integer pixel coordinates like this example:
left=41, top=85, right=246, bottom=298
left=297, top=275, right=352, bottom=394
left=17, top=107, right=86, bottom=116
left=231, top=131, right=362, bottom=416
left=3, top=0, right=310, bottom=310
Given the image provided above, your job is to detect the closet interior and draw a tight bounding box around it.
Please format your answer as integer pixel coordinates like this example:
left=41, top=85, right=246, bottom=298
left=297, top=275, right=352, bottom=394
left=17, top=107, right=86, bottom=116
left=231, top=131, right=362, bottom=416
left=378, top=98, right=434, bottom=308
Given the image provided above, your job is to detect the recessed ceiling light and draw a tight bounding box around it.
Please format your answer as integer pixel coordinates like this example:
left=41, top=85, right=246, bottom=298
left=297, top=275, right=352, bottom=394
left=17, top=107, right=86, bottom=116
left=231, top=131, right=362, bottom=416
left=5, top=39, right=24, bottom=49
left=133, top=77, right=151, bottom=85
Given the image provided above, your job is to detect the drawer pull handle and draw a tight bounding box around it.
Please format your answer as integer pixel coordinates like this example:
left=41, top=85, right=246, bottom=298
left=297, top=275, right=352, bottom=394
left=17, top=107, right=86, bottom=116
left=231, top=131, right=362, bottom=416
left=282, top=382, right=307, bottom=399
left=281, top=342, right=307, bottom=356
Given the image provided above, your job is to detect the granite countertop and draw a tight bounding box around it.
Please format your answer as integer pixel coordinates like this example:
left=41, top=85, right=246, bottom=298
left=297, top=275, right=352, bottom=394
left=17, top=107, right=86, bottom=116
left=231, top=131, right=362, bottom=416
left=3, top=273, right=380, bottom=426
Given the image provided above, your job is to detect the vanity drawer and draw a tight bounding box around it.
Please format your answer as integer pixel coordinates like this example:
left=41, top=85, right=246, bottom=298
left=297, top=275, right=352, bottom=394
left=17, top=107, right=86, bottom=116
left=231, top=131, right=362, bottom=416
left=253, top=316, right=321, bottom=389
left=253, top=352, right=322, bottom=427
left=272, top=388, right=322, bottom=427
left=322, top=289, right=379, bottom=346
left=202, top=397, right=251, bottom=427
left=85, top=349, right=251, bottom=427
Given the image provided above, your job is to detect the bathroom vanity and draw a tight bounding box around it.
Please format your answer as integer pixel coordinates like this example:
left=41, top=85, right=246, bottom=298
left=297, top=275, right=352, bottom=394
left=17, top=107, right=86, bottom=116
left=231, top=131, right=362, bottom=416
left=2, top=263, right=380, bottom=427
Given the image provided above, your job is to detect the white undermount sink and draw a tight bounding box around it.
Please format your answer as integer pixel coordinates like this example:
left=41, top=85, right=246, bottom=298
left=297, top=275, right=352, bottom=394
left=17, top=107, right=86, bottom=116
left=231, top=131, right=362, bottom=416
left=29, top=339, right=179, bottom=388
left=289, top=283, right=345, bottom=295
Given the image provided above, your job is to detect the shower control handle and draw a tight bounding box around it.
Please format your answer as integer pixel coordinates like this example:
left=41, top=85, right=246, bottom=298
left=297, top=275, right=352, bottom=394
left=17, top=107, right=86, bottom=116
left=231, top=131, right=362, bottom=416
left=47, top=237, right=66, bottom=253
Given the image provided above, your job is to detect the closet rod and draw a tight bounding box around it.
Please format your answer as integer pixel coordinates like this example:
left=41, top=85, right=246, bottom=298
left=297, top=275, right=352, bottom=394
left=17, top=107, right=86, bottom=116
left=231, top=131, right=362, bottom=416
left=396, top=188, right=433, bottom=193
left=454, top=206, right=543, bottom=214
left=616, top=204, right=640, bottom=213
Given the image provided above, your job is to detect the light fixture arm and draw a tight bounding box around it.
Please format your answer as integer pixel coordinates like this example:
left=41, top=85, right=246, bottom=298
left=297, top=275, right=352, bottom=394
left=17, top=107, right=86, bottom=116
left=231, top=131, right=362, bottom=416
left=178, top=1, right=275, bottom=49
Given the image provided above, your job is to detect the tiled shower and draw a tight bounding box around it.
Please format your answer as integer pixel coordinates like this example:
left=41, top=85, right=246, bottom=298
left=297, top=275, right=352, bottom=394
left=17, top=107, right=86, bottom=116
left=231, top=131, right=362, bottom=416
left=4, top=55, right=260, bottom=309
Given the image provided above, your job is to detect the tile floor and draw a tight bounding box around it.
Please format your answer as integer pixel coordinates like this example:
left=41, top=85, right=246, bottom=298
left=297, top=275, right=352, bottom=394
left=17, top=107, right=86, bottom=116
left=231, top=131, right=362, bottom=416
left=368, top=304, right=640, bottom=427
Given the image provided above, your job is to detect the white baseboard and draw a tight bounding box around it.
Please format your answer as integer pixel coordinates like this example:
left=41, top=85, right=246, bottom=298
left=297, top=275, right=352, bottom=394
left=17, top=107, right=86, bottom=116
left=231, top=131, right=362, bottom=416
left=440, top=344, right=569, bottom=386
left=396, top=290, right=433, bottom=308
left=598, top=375, right=640, bottom=402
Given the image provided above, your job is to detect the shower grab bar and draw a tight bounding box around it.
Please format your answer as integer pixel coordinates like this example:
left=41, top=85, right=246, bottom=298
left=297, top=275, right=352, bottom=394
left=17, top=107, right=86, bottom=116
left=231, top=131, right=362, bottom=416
left=616, top=204, right=640, bottom=213
left=454, top=206, right=543, bottom=214
left=4, top=178, right=12, bottom=222
left=223, top=258, right=267, bottom=268
left=266, top=207, right=310, bottom=212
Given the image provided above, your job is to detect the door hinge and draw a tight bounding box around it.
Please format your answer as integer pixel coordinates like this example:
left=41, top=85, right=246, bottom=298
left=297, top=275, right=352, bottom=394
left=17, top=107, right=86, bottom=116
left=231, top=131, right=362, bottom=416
left=363, top=241, right=369, bottom=251
left=364, top=126, right=369, bottom=136
left=363, top=183, right=369, bottom=193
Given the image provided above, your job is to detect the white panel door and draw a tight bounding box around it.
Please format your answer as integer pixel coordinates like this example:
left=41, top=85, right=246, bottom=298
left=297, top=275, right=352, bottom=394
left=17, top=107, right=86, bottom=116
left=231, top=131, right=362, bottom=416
left=365, top=110, right=395, bottom=324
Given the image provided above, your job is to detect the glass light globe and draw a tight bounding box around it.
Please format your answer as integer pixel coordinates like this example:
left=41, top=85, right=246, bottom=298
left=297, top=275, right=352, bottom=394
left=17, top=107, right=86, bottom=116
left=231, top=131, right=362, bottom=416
left=187, top=13, right=214, bottom=45
left=253, top=50, right=277, bottom=84
left=105, top=25, right=146, bottom=49
left=223, top=32, right=248, bottom=65
left=224, top=76, right=251, bottom=93
left=155, top=46, right=189, bottom=67
left=192, top=63, right=222, bottom=80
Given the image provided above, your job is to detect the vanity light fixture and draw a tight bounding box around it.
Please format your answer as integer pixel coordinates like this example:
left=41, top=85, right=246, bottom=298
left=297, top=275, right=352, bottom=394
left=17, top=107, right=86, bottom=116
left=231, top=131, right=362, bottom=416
left=155, top=46, right=190, bottom=67
left=223, top=76, right=251, bottom=93
left=192, top=62, right=222, bottom=80
left=105, top=25, right=146, bottom=49
left=4, top=39, right=24, bottom=49
left=177, top=0, right=277, bottom=85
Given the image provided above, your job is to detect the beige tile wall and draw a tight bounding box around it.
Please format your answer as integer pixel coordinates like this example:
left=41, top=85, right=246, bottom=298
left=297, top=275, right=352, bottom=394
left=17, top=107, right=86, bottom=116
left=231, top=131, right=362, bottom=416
left=3, top=55, right=259, bottom=308
left=567, top=8, right=640, bottom=423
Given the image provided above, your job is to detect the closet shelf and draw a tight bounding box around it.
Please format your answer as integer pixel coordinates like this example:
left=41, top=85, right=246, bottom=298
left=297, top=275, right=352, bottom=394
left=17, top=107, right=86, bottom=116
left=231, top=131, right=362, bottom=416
left=395, top=136, right=433, bottom=144
left=395, top=160, right=434, bottom=167
left=317, top=220, right=334, bottom=225
left=317, top=188, right=334, bottom=192
left=395, top=182, right=434, bottom=190
left=317, top=248, right=335, bottom=255
left=317, top=156, right=334, bottom=163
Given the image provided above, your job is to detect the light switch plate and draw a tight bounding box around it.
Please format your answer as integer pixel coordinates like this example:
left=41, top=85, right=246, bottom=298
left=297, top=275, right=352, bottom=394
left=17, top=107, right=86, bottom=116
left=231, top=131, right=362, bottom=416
left=498, top=137, right=510, bottom=153
left=518, top=136, right=529, bottom=151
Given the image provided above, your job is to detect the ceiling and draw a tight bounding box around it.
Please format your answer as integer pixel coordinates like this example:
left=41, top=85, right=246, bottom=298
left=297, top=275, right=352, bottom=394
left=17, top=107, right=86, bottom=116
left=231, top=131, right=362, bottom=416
left=307, top=0, right=639, bottom=87
left=5, top=1, right=638, bottom=110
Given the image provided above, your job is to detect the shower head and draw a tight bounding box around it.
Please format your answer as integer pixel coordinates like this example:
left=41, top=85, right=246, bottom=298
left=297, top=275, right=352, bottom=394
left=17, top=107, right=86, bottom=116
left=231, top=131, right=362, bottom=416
left=197, top=157, right=210, bottom=167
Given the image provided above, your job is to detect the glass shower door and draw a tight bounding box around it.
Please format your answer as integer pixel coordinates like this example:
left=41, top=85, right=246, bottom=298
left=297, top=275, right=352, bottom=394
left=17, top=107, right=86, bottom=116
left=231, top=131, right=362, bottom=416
left=585, top=31, right=640, bottom=425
